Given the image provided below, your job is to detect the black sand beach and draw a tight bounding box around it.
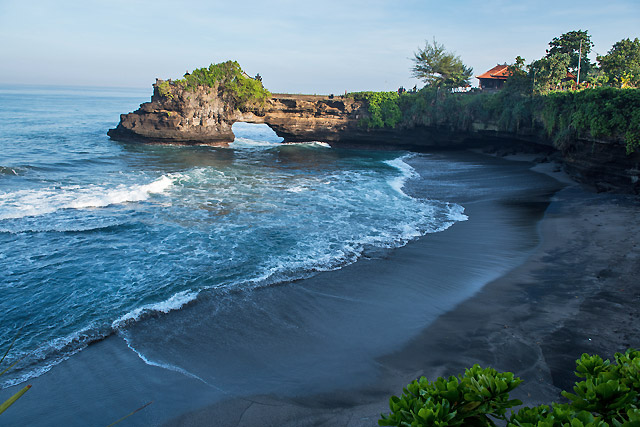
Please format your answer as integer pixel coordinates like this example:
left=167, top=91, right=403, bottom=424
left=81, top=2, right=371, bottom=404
left=2, top=151, right=638, bottom=426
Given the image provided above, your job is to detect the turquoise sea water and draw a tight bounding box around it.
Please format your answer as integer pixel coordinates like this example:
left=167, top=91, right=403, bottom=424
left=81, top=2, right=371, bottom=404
left=0, top=85, right=467, bottom=387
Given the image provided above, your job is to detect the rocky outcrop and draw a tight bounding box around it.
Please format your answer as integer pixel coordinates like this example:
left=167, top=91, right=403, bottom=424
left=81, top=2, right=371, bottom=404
left=108, top=82, right=640, bottom=193
left=108, top=82, right=382, bottom=145
left=108, top=82, right=465, bottom=147
left=108, top=80, right=238, bottom=144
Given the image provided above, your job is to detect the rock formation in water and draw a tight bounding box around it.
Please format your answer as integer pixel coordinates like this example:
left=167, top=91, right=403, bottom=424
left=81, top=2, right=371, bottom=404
left=108, top=79, right=639, bottom=193
left=107, top=81, right=383, bottom=146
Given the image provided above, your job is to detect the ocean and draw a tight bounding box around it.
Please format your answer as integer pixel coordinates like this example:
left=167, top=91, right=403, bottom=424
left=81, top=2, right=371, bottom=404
left=0, top=85, right=469, bottom=389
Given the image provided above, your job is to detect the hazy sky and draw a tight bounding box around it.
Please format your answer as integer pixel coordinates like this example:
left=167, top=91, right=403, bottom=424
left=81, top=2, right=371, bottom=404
left=1, top=0, right=638, bottom=93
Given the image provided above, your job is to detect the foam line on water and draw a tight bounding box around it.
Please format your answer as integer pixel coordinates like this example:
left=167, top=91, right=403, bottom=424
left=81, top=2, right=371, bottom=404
left=121, top=334, right=224, bottom=391
left=111, top=290, right=199, bottom=330
left=0, top=174, right=176, bottom=220
left=384, top=154, right=419, bottom=196
left=283, top=141, right=331, bottom=148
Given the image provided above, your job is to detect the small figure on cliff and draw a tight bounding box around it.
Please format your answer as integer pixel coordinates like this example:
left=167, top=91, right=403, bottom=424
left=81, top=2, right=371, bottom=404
left=397, top=86, right=406, bottom=95
left=255, top=73, right=262, bottom=82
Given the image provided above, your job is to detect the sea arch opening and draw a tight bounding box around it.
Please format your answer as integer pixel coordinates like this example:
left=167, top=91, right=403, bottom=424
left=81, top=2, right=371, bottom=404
left=231, top=122, right=284, bottom=146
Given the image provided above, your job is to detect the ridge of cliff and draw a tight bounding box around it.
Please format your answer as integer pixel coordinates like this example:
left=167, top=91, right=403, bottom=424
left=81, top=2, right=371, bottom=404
left=107, top=75, right=640, bottom=193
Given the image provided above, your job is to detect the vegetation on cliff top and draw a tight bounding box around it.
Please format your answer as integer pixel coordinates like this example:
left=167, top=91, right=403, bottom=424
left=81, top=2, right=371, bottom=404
left=411, top=39, right=473, bottom=89
left=347, top=91, right=403, bottom=128
left=352, top=31, right=640, bottom=153
left=351, top=85, right=640, bottom=153
left=380, top=348, right=640, bottom=426
left=157, top=60, right=271, bottom=111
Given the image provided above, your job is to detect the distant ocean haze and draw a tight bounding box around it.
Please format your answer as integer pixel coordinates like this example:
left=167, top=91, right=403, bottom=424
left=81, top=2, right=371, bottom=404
left=0, top=86, right=467, bottom=388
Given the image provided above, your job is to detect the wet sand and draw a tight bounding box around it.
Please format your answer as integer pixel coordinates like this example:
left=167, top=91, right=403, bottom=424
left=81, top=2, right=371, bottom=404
left=3, top=152, right=638, bottom=426
left=166, top=165, right=640, bottom=426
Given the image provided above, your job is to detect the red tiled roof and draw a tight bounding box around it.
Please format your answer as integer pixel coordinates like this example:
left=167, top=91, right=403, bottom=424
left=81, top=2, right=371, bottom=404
left=476, top=64, right=510, bottom=80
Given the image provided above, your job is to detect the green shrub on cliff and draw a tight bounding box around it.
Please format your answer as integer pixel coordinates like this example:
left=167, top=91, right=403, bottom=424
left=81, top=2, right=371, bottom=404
left=379, top=348, right=640, bottom=427
left=392, top=85, right=640, bottom=154
left=537, top=88, right=640, bottom=154
left=168, top=61, right=271, bottom=110
left=348, top=91, right=404, bottom=128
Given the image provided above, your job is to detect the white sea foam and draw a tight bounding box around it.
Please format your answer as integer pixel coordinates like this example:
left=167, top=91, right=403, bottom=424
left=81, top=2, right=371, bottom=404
left=384, top=154, right=419, bottom=196
left=446, top=202, right=469, bottom=222
left=111, top=289, right=200, bottom=330
left=286, top=186, right=307, bottom=193
left=121, top=334, right=219, bottom=389
left=0, top=325, right=101, bottom=388
left=229, top=137, right=281, bottom=150
left=284, top=141, right=332, bottom=148
left=0, top=174, right=175, bottom=220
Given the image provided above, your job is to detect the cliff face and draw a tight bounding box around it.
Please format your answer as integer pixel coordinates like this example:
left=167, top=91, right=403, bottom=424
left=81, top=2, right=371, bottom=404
left=108, top=82, right=640, bottom=193
left=107, top=81, right=237, bottom=144
left=107, top=82, right=381, bottom=145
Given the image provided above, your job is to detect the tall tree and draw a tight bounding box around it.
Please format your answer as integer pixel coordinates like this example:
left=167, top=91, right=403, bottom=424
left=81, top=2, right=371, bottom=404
left=597, top=38, right=640, bottom=88
left=530, top=53, right=571, bottom=93
left=412, top=39, right=473, bottom=88
left=546, top=30, right=594, bottom=79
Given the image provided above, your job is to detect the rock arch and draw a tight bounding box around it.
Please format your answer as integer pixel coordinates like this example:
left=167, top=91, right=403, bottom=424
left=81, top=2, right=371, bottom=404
left=107, top=83, right=370, bottom=146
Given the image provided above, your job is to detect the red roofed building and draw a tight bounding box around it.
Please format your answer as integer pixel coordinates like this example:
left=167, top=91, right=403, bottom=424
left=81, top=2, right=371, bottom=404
left=476, top=64, right=511, bottom=90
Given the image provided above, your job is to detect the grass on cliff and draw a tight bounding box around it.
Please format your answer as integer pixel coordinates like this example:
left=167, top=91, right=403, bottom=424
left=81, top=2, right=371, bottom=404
left=158, top=61, right=271, bottom=111
left=353, top=86, right=640, bottom=154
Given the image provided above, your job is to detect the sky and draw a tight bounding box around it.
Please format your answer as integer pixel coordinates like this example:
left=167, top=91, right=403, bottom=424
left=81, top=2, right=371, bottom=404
left=1, top=0, right=639, bottom=94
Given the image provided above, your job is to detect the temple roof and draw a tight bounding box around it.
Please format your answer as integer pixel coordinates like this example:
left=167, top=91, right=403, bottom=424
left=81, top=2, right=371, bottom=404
left=476, top=64, right=510, bottom=80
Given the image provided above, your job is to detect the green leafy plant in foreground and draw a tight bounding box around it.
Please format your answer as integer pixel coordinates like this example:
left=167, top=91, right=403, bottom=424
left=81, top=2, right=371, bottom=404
left=379, top=364, right=523, bottom=426
left=380, top=349, right=640, bottom=426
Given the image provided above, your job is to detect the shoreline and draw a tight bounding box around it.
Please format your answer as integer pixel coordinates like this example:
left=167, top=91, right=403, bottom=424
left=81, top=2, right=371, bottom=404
left=3, top=151, right=637, bottom=426
left=165, top=158, right=640, bottom=426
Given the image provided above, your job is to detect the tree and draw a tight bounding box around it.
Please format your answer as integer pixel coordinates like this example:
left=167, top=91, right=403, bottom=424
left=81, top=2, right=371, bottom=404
left=546, top=30, right=594, bottom=81
left=530, top=53, right=571, bottom=93
left=411, top=39, right=473, bottom=88
left=597, top=38, right=640, bottom=88
left=502, top=56, right=532, bottom=93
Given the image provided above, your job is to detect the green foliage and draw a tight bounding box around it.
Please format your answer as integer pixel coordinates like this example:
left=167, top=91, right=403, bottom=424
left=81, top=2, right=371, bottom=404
left=597, top=38, right=640, bottom=88
left=381, top=349, right=640, bottom=427
left=159, top=61, right=271, bottom=111
left=530, top=53, right=572, bottom=94
left=546, top=30, right=594, bottom=77
left=507, top=349, right=640, bottom=427
left=157, top=80, right=173, bottom=99
left=538, top=87, right=640, bottom=153
left=379, top=364, right=523, bottom=426
left=395, top=83, right=639, bottom=154
left=348, top=91, right=403, bottom=128
left=412, top=39, right=473, bottom=88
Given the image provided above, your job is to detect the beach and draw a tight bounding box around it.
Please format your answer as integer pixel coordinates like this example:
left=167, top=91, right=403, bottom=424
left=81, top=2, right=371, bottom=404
left=2, top=151, right=638, bottom=426
left=166, top=163, right=640, bottom=426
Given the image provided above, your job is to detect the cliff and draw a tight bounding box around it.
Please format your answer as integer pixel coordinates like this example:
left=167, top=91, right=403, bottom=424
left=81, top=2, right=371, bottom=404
left=107, top=83, right=385, bottom=145
left=108, top=82, right=640, bottom=194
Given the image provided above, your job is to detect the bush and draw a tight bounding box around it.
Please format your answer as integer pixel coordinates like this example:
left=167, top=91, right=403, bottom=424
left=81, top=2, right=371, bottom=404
left=159, top=61, right=271, bottom=111
left=348, top=91, right=403, bottom=128
left=380, top=349, right=640, bottom=427
left=379, top=364, right=523, bottom=426
left=391, top=85, right=640, bottom=154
